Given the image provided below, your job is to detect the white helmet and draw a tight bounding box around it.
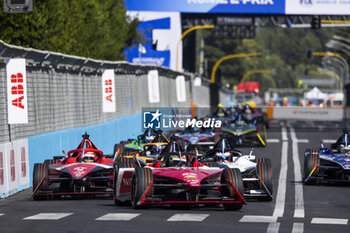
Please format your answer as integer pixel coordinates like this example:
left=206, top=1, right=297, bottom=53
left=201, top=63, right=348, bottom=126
left=82, top=151, right=95, bottom=163
left=340, top=144, right=350, bottom=154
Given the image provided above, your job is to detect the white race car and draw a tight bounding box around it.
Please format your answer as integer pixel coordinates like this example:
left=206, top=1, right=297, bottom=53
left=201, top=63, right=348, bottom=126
left=200, top=137, right=273, bottom=201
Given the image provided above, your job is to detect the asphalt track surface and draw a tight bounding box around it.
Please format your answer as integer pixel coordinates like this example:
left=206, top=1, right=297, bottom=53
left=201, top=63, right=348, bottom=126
left=0, top=120, right=349, bottom=233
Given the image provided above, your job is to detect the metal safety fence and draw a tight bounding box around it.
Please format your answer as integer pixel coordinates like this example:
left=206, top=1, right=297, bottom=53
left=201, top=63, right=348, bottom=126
left=0, top=40, right=200, bottom=143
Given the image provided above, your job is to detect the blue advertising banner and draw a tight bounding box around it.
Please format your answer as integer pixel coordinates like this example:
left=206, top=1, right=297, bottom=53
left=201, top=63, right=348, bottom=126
left=125, top=0, right=286, bottom=15
left=124, top=17, right=171, bottom=67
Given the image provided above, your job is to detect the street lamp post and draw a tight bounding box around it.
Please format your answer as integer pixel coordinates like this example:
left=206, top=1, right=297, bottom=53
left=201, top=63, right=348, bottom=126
left=176, top=25, right=215, bottom=71
left=240, top=69, right=272, bottom=83
left=210, top=52, right=262, bottom=83
left=312, top=51, right=349, bottom=87
left=309, top=70, right=342, bottom=91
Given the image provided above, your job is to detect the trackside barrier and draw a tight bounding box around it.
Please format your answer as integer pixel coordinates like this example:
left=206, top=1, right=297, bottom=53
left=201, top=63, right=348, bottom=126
left=0, top=139, right=29, bottom=198
left=271, top=106, right=344, bottom=121
left=0, top=41, right=221, bottom=198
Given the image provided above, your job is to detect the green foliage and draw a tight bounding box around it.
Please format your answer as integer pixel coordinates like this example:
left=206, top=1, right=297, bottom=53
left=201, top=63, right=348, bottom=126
left=202, top=25, right=341, bottom=94
left=0, top=0, right=140, bottom=60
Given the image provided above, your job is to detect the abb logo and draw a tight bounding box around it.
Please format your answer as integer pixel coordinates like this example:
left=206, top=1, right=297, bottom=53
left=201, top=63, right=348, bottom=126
left=21, top=147, right=26, bottom=177
left=0, top=152, right=3, bottom=185
left=105, top=79, right=113, bottom=102
left=10, top=150, right=15, bottom=182
left=11, top=73, right=25, bottom=109
left=102, top=69, right=115, bottom=112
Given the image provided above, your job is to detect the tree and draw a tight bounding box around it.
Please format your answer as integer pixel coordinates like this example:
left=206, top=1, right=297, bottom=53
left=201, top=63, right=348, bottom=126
left=0, top=0, right=140, bottom=60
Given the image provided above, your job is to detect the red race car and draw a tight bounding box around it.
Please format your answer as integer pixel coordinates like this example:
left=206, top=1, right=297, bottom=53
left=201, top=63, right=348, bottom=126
left=114, top=139, right=246, bottom=210
left=32, top=133, right=114, bottom=200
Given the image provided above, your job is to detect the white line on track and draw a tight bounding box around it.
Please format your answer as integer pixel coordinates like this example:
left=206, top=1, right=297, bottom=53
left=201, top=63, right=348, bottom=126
left=292, top=223, right=304, bottom=233
left=267, top=125, right=288, bottom=233
left=282, top=126, right=288, bottom=141
left=322, top=139, right=337, bottom=144
left=167, top=214, right=209, bottom=222
left=290, top=128, right=305, bottom=219
left=23, top=213, right=73, bottom=220
left=0, top=213, right=4, bottom=217
left=296, top=139, right=309, bottom=143
left=311, top=218, right=348, bottom=225
left=272, top=138, right=288, bottom=217
left=267, top=139, right=280, bottom=143
left=267, top=222, right=280, bottom=233
left=239, top=215, right=277, bottom=223
left=95, top=213, right=140, bottom=221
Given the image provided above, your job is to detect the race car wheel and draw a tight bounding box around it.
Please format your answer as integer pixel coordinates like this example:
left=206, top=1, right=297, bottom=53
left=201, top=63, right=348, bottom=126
left=221, top=168, right=244, bottom=210
left=131, top=167, right=153, bottom=209
left=256, top=158, right=273, bottom=201
left=118, top=158, right=135, bottom=168
left=32, top=163, right=49, bottom=200
left=113, top=142, right=125, bottom=161
left=255, top=158, right=273, bottom=178
left=44, top=159, right=60, bottom=165
left=303, top=149, right=320, bottom=185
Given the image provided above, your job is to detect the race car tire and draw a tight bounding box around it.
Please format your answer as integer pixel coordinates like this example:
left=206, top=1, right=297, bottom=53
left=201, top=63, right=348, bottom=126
left=118, top=158, right=135, bottom=168
left=303, top=149, right=320, bottom=185
left=113, top=142, right=125, bottom=161
left=255, top=158, right=273, bottom=178
left=256, top=158, right=273, bottom=201
left=221, top=168, right=244, bottom=210
left=44, top=159, right=60, bottom=165
left=32, top=163, right=49, bottom=200
left=131, top=167, right=153, bottom=209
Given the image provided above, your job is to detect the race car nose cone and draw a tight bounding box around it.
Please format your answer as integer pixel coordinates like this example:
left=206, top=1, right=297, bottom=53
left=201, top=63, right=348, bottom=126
left=182, top=172, right=200, bottom=187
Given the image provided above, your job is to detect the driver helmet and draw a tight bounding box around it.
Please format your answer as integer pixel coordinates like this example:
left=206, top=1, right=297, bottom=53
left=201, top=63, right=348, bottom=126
left=145, top=135, right=155, bottom=142
left=145, top=145, right=157, bottom=156
left=82, top=151, right=95, bottom=163
left=215, top=152, right=231, bottom=161
left=340, top=144, right=350, bottom=154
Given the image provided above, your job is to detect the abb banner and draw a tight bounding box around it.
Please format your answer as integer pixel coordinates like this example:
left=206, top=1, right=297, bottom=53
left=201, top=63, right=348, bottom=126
left=176, top=75, right=186, bottom=102
left=0, top=139, right=29, bottom=198
left=6, top=58, right=28, bottom=124
left=102, top=69, right=116, bottom=113
left=147, top=70, right=160, bottom=103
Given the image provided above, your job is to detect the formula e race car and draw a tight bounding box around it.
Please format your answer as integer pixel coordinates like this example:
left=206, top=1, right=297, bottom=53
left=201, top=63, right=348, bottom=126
left=31, top=133, right=114, bottom=200
left=113, top=129, right=169, bottom=156
left=303, top=130, right=350, bottom=185
left=239, top=104, right=269, bottom=129
left=221, top=112, right=267, bottom=147
left=199, top=136, right=273, bottom=201
left=114, top=130, right=169, bottom=165
left=175, top=126, right=216, bottom=152
left=113, top=138, right=246, bottom=210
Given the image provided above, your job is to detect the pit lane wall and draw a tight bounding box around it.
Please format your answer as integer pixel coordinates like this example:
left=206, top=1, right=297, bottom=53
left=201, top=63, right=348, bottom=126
left=0, top=41, right=208, bottom=198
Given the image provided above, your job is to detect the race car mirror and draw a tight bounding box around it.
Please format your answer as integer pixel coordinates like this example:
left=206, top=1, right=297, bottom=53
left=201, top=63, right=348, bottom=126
left=242, top=155, right=255, bottom=161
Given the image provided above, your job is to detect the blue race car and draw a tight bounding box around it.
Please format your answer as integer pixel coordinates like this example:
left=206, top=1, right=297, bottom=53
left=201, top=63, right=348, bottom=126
left=175, top=126, right=216, bottom=152
left=304, top=130, right=350, bottom=185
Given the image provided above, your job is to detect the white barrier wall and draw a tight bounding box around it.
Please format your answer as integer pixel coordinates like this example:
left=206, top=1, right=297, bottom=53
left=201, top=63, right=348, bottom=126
left=272, top=107, right=344, bottom=121
left=0, top=139, right=29, bottom=198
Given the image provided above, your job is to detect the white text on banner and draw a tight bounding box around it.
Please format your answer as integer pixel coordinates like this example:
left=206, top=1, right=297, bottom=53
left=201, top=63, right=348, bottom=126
left=6, top=58, right=28, bottom=124
left=102, top=69, right=116, bottom=113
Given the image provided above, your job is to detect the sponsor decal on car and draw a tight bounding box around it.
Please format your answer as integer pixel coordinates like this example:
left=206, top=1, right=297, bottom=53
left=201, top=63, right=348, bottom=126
left=73, top=167, right=87, bottom=177
left=183, top=173, right=198, bottom=179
